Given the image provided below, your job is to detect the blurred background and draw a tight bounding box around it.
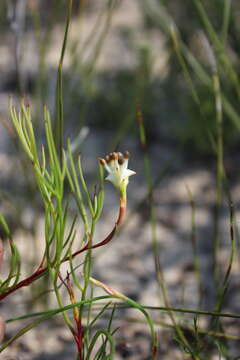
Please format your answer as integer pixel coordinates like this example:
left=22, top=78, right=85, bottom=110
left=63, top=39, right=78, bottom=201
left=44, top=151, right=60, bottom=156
left=1, top=0, right=240, bottom=359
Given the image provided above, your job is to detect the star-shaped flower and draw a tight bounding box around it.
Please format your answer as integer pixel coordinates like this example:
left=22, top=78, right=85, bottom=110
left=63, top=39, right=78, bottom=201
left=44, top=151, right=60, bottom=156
left=99, top=151, right=136, bottom=194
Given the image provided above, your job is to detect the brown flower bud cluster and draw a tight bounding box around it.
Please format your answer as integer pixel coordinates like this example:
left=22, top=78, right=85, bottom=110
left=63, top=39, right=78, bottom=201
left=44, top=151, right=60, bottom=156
left=99, top=151, right=130, bottom=166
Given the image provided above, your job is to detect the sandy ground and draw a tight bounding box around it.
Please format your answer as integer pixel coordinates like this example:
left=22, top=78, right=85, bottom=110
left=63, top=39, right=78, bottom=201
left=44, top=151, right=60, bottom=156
left=1, top=1, right=240, bottom=359
left=1, top=131, right=240, bottom=359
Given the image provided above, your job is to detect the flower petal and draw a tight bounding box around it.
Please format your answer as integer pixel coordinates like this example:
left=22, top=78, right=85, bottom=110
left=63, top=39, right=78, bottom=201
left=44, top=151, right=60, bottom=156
left=100, top=151, right=135, bottom=191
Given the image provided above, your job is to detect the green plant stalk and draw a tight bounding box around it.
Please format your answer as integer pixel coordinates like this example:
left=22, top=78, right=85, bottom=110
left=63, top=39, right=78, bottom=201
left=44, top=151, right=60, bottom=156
left=5, top=296, right=240, bottom=352
left=136, top=105, right=156, bottom=252
left=110, top=41, right=153, bottom=151
left=222, top=0, right=232, bottom=45
left=155, top=258, right=202, bottom=359
left=126, top=315, right=240, bottom=341
left=79, top=177, right=128, bottom=351
left=78, top=156, right=94, bottom=217
left=212, top=71, right=224, bottom=285
left=89, top=277, right=157, bottom=357
left=84, top=285, right=95, bottom=350
left=85, top=0, right=117, bottom=76
left=186, top=186, right=203, bottom=304
left=0, top=231, right=111, bottom=302
left=8, top=301, right=240, bottom=325
left=85, top=302, right=113, bottom=335
left=30, top=2, right=53, bottom=124
left=66, top=0, right=117, bottom=134
left=65, top=147, right=96, bottom=354
left=192, top=0, right=240, bottom=99
left=144, top=0, right=240, bottom=130
left=170, top=25, right=201, bottom=107
left=136, top=106, right=202, bottom=359
left=66, top=142, right=90, bottom=234
left=1, top=296, right=113, bottom=353
left=79, top=220, right=96, bottom=352
left=181, top=43, right=240, bottom=130
left=9, top=103, right=43, bottom=303
left=141, top=0, right=173, bottom=34
left=71, top=162, right=105, bottom=351
left=213, top=201, right=235, bottom=329
left=52, top=268, right=74, bottom=332
left=0, top=198, right=118, bottom=302
left=85, top=330, right=114, bottom=360
left=55, top=0, right=72, bottom=165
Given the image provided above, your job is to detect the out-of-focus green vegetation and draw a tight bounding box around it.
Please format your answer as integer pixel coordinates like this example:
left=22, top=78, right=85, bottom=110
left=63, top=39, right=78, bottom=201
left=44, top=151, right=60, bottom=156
left=141, top=0, right=240, bottom=153
left=2, top=1, right=240, bottom=155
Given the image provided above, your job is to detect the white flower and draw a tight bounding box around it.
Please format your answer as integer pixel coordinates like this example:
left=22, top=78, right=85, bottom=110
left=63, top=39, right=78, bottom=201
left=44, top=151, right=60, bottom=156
left=99, top=151, right=136, bottom=193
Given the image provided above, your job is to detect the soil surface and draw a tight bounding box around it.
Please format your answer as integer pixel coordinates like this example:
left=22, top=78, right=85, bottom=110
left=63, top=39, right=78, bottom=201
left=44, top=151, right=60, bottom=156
left=1, top=1, right=240, bottom=359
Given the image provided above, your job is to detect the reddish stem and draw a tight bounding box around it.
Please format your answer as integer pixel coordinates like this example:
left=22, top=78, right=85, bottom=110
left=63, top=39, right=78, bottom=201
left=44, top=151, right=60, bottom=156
left=59, top=273, right=84, bottom=359
left=0, top=267, right=47, bottom=301
left=0, top=198, right=123, bottom=301
left=116, top=196, right=126, bottom=226
left=74, top=318, right=84, bottom=360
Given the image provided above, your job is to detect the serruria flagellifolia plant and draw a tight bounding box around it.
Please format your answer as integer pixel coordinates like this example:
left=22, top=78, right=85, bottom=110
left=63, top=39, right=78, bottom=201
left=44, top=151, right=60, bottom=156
left=99, top=151, right=136, bottom=226
left=0, top=101, right=157, bottom=359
